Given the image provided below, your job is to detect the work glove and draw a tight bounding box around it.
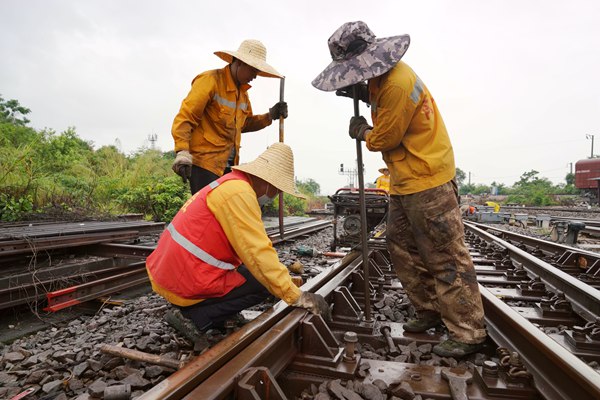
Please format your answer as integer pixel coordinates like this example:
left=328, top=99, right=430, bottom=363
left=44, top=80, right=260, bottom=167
left=172, top=150, right=192, bottom=183
left=293, top=291, right=331, bottom=321
left=349, top=116, right=372, bottom=141
left=269, top=101, right=288, bottom=120
left=336, top=82, right=370, bottom=104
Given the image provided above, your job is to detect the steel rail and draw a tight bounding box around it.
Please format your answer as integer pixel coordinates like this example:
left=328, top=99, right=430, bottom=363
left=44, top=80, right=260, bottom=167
left=466, top=222, right=600, bottom=321
left=468, top=221, right=600, bottom=259
left=0, top=262, right=144, bottom=310
left=268, top=220, right=331, bottom=244
left=481, top=288, right=600, bottom=400
left=81, top=243, right=156, bottom=259
left=44, top=262, right=148, bottom=312
left=138, top=251, right=361, bottom=400
left=0, top=221, right=165, bottom=240
left=0, top=231, right=140, bottom=258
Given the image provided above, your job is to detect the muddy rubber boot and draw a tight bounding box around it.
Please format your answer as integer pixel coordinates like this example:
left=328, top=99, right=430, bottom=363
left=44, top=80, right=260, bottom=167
left=403, top=313, right=443, bottom=333
left=432, top=339, right=484, bottom=358
left=164, top=309, right=206, bottom=345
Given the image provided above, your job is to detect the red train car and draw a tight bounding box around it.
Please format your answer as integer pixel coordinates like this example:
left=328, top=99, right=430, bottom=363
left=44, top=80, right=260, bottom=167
left=575, top=158, right=600, bottom=189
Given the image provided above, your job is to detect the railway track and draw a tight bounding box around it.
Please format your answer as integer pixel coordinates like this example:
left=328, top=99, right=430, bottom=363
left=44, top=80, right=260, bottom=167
left=0, top=218, right=331, bottom=313
left=3, top=216, right=600, bottom=399
left=136, top=221, right=600, bottom=400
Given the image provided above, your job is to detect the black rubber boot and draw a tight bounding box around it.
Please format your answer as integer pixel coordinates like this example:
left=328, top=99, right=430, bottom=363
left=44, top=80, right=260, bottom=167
left=403, top=313, right=443, bottom=333
left=165, top=309, right=210, bottom=352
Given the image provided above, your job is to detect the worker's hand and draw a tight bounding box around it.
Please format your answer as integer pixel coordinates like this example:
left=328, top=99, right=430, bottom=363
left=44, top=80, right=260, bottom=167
left=336, top=82, right=369, bottom=104
left=349, top=116, right=372, bottom=141
left=293, top=291, right=331, bottom=321
left=269, top=101, right=288, bottom=120
left=172, top=150, right=192, bottom=183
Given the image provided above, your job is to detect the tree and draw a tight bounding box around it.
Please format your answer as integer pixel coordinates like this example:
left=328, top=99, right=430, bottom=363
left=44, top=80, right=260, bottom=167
left=0, top=95, right=31, bottom=126
left=508, top=170, right=556, bottom=206
left=297, top=178, right=320, bottom=196
left=455, top=167, right=466, bottom=186
left=565, top=172, right=574, bottom=186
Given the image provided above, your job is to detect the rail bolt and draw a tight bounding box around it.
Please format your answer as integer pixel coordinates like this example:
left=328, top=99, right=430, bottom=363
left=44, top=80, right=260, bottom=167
left=343, top=331, right=358, bottom=362
left=482, top=360, right=499, bottom=377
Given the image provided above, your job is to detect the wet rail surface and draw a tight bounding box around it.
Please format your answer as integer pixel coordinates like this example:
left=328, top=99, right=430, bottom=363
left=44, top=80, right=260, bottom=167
left=137, top=223, right=600, bottom=400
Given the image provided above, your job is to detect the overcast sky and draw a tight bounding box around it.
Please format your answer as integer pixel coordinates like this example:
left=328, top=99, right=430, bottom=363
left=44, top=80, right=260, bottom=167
left=2, top=0, right=599, bottom=195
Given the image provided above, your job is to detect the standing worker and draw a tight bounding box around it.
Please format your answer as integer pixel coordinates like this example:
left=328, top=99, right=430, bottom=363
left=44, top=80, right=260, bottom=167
left=375, top=167, right=390, bottom=192
left=171, top=39, right=289, bottom=194
left=313, top=21, right=487, bottom=357
left=147, top=143, right=329, bottom=335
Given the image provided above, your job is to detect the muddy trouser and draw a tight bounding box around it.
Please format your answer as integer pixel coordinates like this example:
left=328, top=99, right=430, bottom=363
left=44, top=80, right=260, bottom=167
left=386, top=180, right=487, bottom=344
left=189, top=165, right=220, bottom=195
left=179, top=265, right=270, bottom=331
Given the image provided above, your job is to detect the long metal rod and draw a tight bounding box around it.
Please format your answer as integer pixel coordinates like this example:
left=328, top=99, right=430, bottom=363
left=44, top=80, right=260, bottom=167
left=353, top=87, right=372, bottom=321
left=278, top=77, right=286, bottom=240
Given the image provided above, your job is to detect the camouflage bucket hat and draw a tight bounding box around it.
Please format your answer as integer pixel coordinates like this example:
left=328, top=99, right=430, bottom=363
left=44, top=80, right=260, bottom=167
left=312, top=21, right=410, bottom=91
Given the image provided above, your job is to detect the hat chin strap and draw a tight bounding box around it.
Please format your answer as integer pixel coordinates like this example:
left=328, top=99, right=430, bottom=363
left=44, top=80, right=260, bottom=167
left=231, top=59, right=241, bottom=87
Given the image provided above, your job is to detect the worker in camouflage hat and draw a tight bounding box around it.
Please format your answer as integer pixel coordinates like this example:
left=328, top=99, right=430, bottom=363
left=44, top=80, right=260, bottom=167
left=312, top=21, right=410, bottom=91
left=313, top=21, right=487, bottom=358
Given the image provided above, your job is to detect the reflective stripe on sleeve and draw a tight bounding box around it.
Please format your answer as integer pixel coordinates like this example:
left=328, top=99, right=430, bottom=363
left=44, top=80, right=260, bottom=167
left=410, top=77, right=424, bottom=104
left=213, top=94, right=248, bottom=111
left=166, top=224, right=235, bottom=270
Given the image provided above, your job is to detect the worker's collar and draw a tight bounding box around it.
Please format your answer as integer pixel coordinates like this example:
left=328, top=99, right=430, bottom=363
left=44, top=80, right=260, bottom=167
left=225, top=65, right=251, bottom=92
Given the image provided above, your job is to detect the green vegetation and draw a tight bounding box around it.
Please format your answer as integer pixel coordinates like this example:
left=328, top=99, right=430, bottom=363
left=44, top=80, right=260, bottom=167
left=263, top=178, right=326, bottom=217
left=456, top=167, right=580, bottom=206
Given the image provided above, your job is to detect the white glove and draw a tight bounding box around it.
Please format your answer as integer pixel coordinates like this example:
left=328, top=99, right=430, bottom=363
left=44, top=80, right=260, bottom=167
left=172, top=150, right=192, bottom=183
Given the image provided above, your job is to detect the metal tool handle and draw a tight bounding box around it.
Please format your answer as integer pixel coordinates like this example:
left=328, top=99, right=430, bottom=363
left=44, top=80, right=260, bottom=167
left=353, top=85, right=372, bottom=321
left=278, top=77, right=286, bottom=239
left=279, top=77, right=285, bottom=142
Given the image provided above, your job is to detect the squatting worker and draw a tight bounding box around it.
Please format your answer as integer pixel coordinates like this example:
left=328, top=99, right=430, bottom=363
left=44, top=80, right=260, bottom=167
left=171, top=39, right=288, bottom=194
left=312, top=21, right=487, bottom=357
left=146, top=143, right=330, bottom=332
left=376, top=167, right=390, bottom=193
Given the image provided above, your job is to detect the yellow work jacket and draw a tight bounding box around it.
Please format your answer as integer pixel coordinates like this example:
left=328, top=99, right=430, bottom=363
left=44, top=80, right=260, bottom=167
left=172, top=65, right=272, bottom=176
left=366, top=61, right=455, bottom=195
left=376, top=174, right=390, bottom=192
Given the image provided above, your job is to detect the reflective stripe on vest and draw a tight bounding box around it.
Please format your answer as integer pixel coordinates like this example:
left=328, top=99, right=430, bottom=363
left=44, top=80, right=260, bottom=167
left=166, top=194, right=236, bottom=271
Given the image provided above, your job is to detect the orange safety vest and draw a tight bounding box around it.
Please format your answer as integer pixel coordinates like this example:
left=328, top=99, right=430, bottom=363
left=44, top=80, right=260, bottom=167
left=146, top=170, right=249, bottom=302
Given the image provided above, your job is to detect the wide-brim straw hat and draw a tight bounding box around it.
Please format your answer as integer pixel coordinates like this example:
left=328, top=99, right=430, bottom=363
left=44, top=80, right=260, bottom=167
left=378, top=167, right=389, bottom=174
left=232, top=143, right=306, bottom=199
left=312, top=21, right=410, bottom=91
left=215, top=39, right=283, bottom=78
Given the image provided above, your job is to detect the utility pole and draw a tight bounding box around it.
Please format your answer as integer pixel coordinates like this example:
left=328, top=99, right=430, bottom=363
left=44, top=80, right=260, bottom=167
left=587, top=134, right=595, bottom=158
left=148, top=133, right=157, bottom=150
left=468, top=172, right=471, bottom=185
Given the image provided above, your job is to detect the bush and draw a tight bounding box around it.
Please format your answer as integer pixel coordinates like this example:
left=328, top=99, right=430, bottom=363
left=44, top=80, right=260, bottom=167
left=0, top=193, right=33, bottom=221
left=116, top=176, right=189, bottom=222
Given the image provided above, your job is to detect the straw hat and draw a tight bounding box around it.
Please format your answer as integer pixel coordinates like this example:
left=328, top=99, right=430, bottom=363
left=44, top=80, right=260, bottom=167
left=232, top=143, right=306, bottom=199
left=312, top=21, right=410, bottom=91
left=378, top=167, right=389, bottom=174
left=214, top=39, right=283, bottom=78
